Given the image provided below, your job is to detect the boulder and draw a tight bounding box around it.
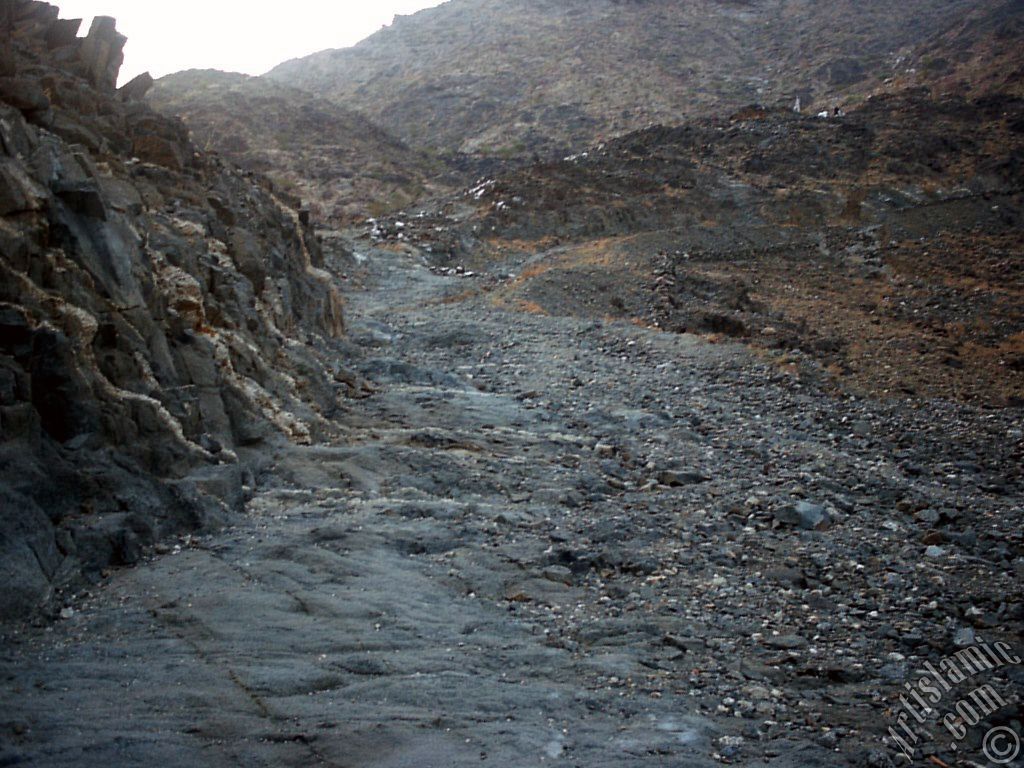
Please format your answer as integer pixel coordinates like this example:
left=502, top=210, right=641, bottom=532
left=229, top=227, right=269, bottom=288
left=119, top=72, right=154, bottom=102
left=45, top=17, right=82, bottom=50
left=77, top=16, right=127, bottom=91
left=773, top=501, right=832, bottom=531
left=657, top=468, right=711, bottom=486
left=0, top=486, right=59, bottom=622
left=56, top=183, right=107, bottom=219
left=0, top=76, right=51, bottom=113
left=131, top=133, right=186, bottom=170
left=0, top=156, right=48, bottom=214
left=97, top=176, right=143, bottom=215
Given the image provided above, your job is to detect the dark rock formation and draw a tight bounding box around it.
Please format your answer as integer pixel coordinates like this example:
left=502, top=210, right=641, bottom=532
left=0, top=0, right=349, bottom=621
left=77, top=16, right=125, bottom=90
left=118, top=71, right=153, bottom=102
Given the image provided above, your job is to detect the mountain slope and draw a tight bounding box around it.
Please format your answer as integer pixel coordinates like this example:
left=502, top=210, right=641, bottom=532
left=370, top=89, right=1024, bottom=406
left=1, top=2, right=352, bottom=620
left=888, top=0, right=1024, bottom=100
left=268, top=0, right=995, bottom=156
left=149, top=70, right=449, bottom=224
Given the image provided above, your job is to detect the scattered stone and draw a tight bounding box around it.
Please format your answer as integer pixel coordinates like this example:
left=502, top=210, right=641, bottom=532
left=952, top=627, right=976, bottom=647
left=772, top=501, right=831, bottom=531
left=915, top=508, right=941, bottom=525
left=763, top=634, right=809, bottom=650
left=657, top=469, right=710, bottom=486
left=542, top=565, right=573, bottom=585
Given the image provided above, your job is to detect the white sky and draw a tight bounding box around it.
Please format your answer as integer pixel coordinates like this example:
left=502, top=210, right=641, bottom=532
left=54, top=1, right=446, bottom=84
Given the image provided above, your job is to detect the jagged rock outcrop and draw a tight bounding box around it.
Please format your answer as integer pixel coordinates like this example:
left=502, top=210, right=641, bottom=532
left=0, top=1, right=349, bottom=621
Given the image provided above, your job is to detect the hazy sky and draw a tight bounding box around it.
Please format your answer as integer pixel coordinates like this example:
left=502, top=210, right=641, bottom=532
left=55, top=1, right=446, bottom=84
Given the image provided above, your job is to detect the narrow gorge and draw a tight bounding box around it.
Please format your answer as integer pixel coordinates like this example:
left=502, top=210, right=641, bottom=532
left=1, top=2, right=1021, bottom=766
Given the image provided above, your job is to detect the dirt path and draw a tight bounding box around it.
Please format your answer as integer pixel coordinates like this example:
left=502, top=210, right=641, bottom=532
left=1, top=241, right=1020, bottom=767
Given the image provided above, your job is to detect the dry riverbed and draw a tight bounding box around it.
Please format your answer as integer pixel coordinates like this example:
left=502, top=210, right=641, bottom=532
left=1, top=240, right=1021, bottom=767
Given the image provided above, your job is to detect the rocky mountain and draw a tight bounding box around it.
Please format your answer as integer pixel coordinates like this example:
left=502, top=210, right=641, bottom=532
left=149, top=70, right=450, bottom=225
left=370, top=88, right=1024, bottom=406
left=886, top=0, right=1024, bottom=100
left=0, top=1, right=355, bottom=620
left=6, top=0, right=1018, bottom=627
left=268, top=0, right=998, bottom=157
left=1, top=2, right=1022, bottom=766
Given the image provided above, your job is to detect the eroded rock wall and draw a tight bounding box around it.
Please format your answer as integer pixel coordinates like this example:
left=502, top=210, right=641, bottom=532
left=0, top=0, right=347, bottom=620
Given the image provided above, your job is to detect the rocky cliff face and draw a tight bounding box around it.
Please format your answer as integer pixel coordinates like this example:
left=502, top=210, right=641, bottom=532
left=0, top=1, right=350, bottom=621
left=267, top=0, right=995, bottom=157
left=149, top=70, right=452, bottom=225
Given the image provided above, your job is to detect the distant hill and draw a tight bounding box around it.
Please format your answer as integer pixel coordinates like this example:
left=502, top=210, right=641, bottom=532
left=267, top=0, right=997, bottom=157
left=150, top=70, right=450, bottom=223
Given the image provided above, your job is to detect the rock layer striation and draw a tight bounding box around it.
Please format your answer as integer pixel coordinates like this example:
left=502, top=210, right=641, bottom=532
left=0, top=0, right=349, bottom=620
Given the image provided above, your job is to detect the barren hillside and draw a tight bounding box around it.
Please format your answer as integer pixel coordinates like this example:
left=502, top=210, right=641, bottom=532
left=150, top=70, right=451, bottom=224
left=268, top=0, right=997, bottom=156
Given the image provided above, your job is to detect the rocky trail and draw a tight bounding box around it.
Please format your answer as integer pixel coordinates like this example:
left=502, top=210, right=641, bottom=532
left=1, top=236, right=1021, bottom=767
